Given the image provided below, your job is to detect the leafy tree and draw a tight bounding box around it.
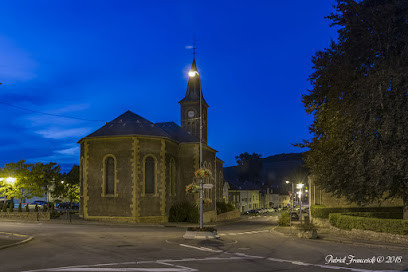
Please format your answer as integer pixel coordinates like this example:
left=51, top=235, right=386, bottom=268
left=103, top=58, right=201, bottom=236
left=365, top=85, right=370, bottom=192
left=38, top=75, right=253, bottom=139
left=0, top=161, right=63, bottom=209
left=301, top=0, right=408, bottom=219
left=51, top=165, right=80, bottom=210
left=235, top=152, right=263, bottom=183
left=0, top=160, right=32, bottom=203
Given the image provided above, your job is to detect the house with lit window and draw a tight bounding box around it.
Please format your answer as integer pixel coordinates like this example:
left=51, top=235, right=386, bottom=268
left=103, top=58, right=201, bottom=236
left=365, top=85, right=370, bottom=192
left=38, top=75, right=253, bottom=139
left=78, top=59, right=224, bottom=223
left=227, top=180, right=260, bottom=213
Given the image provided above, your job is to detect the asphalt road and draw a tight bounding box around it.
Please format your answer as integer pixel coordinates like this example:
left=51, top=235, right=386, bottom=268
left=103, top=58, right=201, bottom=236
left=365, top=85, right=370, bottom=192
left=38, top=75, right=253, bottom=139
left=0, top=216, right=407, bottom=272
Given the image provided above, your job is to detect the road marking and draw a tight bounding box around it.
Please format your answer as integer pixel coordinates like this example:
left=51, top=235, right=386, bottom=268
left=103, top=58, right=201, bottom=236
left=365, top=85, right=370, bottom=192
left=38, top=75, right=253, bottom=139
left=179, top=243, right=399, bottom=272
left=218, top=229, right=270, bottom=237
left=41, top=269, right=187, bottom=271
left=179, top=243, right=223, bottom=253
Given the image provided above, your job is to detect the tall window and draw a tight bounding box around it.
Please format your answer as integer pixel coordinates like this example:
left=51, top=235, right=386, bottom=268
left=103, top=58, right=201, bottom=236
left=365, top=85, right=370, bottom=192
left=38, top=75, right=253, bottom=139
left=105, top=156, right=115, bottom=195
left=145, top=156, right=155, bottom=194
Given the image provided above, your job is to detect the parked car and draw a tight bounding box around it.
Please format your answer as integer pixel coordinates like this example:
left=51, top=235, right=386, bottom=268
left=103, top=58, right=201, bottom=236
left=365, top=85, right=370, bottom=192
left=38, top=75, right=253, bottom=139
left=243, top=209, right=260, bottom=215
left=56, top=202, right=79, bottom=210
left=28, top=201, right=53, bottom=209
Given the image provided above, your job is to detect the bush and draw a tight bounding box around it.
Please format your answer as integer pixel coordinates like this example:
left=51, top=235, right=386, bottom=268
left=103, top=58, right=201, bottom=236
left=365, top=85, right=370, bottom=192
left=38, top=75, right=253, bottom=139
left=311, top=205, right=403, bottom=219
left=329, top=213, right=408, bottom=235
left=8, top=202, right=14, bottom=213
left=34, top=204, right=39, bottom=212
left=25, top=205, right=29, bottom=212
left=345, top=212, right=402, bottom=219
left=278, top=212, right=290, bottom=226
left=18, top=203, right=22, bottom=212
left=216, top=202, right=235, bottom=215
left=168, top=201, right=199, bottom=223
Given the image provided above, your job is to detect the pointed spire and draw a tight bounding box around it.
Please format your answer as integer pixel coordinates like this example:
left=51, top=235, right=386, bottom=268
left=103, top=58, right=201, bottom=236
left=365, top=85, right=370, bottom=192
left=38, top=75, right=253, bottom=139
left=179, top=59, right=208, bottom=107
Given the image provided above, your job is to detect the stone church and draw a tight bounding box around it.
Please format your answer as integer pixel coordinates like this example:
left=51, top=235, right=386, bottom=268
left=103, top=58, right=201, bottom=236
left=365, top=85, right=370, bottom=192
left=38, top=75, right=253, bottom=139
left=78, top=59, right=224, bottom=222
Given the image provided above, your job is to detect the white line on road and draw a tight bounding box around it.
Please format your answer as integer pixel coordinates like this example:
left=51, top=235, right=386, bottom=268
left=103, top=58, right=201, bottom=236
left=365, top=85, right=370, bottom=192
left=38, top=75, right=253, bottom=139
left=44, top=269, right=187, bottom=271
left=179, top=243, right=223, bottom=253
left=178, top=243, right=400, bottom=272
left=218, top=229, right=270, bottom=237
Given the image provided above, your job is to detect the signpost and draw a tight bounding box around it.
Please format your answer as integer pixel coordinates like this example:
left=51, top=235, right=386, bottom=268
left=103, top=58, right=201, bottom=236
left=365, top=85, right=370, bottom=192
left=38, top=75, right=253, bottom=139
left=203, top=184, right=213, bottom=189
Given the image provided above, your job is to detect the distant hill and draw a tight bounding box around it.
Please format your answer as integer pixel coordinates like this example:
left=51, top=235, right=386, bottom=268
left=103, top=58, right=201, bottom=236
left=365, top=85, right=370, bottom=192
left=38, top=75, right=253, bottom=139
left=223, top=152, right=306, bottom=194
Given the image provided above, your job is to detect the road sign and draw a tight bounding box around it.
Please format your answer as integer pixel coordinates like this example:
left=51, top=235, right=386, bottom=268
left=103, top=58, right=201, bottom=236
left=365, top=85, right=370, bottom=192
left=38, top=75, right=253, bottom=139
left=202, top=184, right=214, bottom=189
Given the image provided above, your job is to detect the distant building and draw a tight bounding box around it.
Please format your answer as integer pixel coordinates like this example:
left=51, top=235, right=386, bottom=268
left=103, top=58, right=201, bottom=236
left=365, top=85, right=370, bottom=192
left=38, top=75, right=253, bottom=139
left=259, top=188, right=279, bottom=209
left=78, top=59, right=224, bottom=223
left=279, top=195, right=290, bottom=208
left=227, top=180, right=260, bottom=212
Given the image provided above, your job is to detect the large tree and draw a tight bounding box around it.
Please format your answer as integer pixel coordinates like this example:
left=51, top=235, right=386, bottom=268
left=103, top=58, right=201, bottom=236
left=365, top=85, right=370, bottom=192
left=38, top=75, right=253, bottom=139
left=52, top=165, right=80, bottom=209
left=0, top=160, right=62, bottom=203
left=302, top=0, right=408, bottom=219
left=235, top=152, right=263, bottom=183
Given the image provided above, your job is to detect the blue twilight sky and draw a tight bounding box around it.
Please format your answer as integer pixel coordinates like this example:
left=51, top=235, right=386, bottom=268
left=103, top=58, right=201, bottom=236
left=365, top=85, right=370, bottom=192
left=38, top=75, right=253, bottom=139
left=0, top=0, right=338, bottom=170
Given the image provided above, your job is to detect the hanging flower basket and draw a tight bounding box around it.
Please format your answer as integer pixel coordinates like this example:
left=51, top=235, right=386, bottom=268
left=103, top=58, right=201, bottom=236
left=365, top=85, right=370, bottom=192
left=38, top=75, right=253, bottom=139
left=194, top=168, right=212, bottom=179
left=185, top=183, right=200, bottom=194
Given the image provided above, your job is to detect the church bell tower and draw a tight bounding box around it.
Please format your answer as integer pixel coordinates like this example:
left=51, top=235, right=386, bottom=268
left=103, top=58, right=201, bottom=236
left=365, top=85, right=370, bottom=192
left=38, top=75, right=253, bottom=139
left=179, top=58, right=209, bottom=143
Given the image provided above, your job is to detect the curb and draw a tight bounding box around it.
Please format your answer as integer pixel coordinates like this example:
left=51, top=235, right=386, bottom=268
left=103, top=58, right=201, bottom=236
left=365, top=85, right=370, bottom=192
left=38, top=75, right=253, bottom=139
left=272, top=227, right=408, bottom=250
left=0, top=232, right=34, bottom=250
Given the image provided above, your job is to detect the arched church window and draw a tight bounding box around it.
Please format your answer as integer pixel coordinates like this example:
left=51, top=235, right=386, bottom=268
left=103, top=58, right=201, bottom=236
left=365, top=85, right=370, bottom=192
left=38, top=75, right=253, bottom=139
left=105, top=156, right=115, bottom=195
left=145, top=156, right=155, bottom=194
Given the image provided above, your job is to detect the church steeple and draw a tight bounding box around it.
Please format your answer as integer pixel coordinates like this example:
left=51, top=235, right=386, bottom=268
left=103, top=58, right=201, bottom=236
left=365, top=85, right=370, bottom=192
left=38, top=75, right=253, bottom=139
left=179, top=59, right=208, bottom=106
left=179, top=59, right=209, bottom=143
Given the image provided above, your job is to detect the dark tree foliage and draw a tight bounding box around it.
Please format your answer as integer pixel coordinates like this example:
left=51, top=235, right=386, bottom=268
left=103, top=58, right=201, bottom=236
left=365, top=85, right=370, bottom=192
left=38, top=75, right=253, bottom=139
left=235, top=152, right=263, bottom=183
left=301, top=0, right=408, bottom=219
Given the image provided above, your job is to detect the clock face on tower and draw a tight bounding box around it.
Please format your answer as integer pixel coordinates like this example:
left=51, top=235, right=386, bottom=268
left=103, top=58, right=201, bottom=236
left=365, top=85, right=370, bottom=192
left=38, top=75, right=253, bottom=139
left=188, top=110, right=195, bottom=118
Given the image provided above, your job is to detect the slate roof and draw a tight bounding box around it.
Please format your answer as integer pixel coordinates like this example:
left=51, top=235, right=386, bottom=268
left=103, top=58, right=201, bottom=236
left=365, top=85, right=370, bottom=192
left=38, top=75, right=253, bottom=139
left=82, top=111, right=199, bottom=143
left=156, top=122, right=200, bottom=143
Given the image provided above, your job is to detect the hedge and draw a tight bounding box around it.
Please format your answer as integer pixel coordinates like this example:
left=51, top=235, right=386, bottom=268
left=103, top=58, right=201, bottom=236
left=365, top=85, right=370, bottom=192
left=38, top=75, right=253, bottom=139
left=168, top=201, right=199, bottom=223
left=311, top=205, right=403, bottom=219
left=216, top=202, right=235, bottom=215
left=344, top=212, right=402, bottom=219
left=329, top=213, right=408, bottom=235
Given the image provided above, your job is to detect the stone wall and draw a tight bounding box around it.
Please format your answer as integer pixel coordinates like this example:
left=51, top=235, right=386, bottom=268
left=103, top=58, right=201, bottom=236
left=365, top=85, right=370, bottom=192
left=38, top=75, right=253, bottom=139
left=216, top=209, right=241, bottom=222
left=0, top=212, right=50, bottom=221
left=203, top=210, right=217, bottom=223
left=310, top=178, right=403, bottom=208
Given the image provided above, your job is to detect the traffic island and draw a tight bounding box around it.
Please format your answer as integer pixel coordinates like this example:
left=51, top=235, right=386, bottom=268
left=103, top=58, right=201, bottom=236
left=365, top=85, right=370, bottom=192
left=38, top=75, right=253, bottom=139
left=0, top=232, right=33, bottom=250
left=183, top=227, right=219, bottom=239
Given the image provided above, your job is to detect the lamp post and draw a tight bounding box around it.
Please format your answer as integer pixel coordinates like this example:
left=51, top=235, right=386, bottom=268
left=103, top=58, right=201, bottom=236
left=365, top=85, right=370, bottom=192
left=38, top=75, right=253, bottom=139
left=188, top=68, right=204, bottom=229
left=285, top=180, right=294, bottom=227
left=296, top=183, right=304, bottom=224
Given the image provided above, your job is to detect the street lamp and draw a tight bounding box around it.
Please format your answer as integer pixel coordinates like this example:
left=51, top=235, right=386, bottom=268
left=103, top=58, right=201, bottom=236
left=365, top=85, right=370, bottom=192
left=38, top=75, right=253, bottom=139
left=296, top=183, right=304, bottom=224
left=285, top=180, right=294, bottom=227
left=6, top=177, right=16, bottom=185
left=188, top=66, right=204, bottom=229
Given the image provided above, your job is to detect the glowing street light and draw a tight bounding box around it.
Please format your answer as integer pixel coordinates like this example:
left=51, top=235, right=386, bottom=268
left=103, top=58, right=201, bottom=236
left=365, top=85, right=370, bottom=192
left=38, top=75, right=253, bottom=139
left=6, top=177, right=16, bottom=185
left=188, top=70, right=198, bottom=77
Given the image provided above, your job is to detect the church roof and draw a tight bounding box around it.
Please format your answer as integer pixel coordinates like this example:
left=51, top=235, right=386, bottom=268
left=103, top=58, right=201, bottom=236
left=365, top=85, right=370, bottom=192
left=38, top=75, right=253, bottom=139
left=178, top=59, right=208, bottom=107
left=156, top=122, right=200, bottom=143
left=82, top=111, right=200, bottom=143
left=84, top=110, right=171, bottom=139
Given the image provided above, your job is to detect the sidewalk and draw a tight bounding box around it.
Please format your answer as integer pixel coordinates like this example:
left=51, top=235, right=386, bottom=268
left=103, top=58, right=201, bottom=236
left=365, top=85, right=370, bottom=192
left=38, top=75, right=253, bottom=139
left=274, top=226, right=408, bottom=250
